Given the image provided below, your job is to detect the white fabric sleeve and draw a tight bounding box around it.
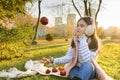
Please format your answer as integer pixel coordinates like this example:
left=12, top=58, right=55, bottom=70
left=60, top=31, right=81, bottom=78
left=53, top=46, right=74, bottom=64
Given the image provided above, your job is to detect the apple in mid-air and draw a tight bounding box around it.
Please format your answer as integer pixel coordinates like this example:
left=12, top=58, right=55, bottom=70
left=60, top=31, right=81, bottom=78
left=40, top=17, right=48, bottom=25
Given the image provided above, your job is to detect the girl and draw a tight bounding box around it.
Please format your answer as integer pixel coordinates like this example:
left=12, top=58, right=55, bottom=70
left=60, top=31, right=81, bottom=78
left=41, top=17, right=110, bottom=80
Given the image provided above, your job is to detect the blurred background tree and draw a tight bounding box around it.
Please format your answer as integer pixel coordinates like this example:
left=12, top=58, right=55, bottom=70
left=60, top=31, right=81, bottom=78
left=0, top=0, right=32, bottom=19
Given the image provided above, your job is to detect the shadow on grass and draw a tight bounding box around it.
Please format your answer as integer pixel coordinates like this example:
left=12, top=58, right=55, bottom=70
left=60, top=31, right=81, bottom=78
left=24, top=44, right=68, bottom=52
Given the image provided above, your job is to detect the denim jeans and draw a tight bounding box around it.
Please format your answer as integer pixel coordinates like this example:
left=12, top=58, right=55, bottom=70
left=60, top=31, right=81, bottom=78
left=69, top=62, right=95, bottom=80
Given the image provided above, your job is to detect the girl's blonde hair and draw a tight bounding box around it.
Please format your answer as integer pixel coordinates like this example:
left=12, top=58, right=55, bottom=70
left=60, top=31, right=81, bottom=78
left=71, top=16, right=101, bottom=51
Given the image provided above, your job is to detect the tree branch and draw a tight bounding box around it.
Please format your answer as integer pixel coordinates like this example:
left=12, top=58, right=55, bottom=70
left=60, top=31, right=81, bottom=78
left=94, top=0, right=102, bottom=30
left=88, top=1, right=91, bottom=16
left=95, top=0, right=102, bottom=22
left=84, top=0, right=88, bottom=16
left=72, top=0, right=82, bottom=17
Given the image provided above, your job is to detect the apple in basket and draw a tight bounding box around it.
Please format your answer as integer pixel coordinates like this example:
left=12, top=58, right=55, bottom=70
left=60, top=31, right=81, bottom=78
left=46, top=69, right=51, bottom=74
left=52, top=67, right=58, bottom=72
left=58, top=66, right=64, bottom=71
left=60, top=70, right=66, bottom=76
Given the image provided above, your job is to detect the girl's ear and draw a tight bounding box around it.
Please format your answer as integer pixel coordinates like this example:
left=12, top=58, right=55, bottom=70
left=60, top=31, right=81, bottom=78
left=85, top=25, right=95, bottom=36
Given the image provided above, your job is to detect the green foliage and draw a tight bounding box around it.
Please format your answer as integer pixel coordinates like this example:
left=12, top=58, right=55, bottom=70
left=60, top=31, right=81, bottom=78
left=98, top=43, right=120, bottom=79
left=0, top=0, right=32, bottom=19
left=0, top=23, right=34, bottom=60
left=45, top=34, right=54, bottom=41
left=0, top=23, right=34, bottom=43
left=0, top=42, right=27, bottom=61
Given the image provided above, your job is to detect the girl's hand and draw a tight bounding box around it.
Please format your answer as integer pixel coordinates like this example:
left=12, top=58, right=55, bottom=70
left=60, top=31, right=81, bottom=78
left=39, top=57, right=49, bottom=64
left=39, top=60, right=45, bottom=63
left=39, top=57, right=54, bottom=64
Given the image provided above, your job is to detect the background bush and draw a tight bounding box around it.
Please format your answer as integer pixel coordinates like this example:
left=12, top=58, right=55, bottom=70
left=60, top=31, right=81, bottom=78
left=0, top=23, right=34, bottom=43
left=0, top=23, right=34, bottom=60
left=45, top=34, right=53, bottom=41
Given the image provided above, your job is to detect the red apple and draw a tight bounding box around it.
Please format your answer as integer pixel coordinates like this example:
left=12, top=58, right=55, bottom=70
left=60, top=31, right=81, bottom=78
left=52, top=67, right=58, bottom=72
left=60, top=70, right=66, bottom=76
left=46, top=69, right=51, bottom=74
left=58, top=66, right=64, bottom=71
left=40, top=17, right=48, bottom=25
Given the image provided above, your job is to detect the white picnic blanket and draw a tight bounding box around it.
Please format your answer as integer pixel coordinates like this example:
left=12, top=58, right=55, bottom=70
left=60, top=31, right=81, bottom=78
left=0, top=60, right=67, bottom=78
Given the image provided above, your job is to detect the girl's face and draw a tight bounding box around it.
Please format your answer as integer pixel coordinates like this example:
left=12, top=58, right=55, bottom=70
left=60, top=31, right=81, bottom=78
left=75, top=19, right=87, bottom=36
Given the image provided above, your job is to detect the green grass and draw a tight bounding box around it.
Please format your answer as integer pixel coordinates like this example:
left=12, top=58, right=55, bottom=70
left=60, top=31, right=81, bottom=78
left=97, top=43, right=120, bottom=80
left=0, top=41, right=120, bottom=80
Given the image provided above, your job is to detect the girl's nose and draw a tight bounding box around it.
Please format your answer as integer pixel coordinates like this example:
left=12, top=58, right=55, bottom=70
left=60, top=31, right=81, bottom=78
left=77, top=27, right=81, bottom=30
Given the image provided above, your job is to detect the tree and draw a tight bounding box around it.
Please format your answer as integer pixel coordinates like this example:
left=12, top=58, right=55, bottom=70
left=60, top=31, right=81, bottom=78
left=31, top=0, right=42, bottom=44
left=0, top=0, right=42, bottom=45
left=72, top=0, right=102, bottom=30
left=0, top=0, right=32, bottom=19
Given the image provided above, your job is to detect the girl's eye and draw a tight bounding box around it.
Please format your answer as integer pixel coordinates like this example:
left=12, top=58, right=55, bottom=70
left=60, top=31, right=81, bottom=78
left=77, top=24, right=79, bottom=27
left=77, top=25, right=80, bottom=27
left=81, top=24, right=85, bottom=27
left=81, top=25, right=84, bottom=27
left=77, top=25, right=85, bottom=27
left=77, top=24, right=85, bottom=28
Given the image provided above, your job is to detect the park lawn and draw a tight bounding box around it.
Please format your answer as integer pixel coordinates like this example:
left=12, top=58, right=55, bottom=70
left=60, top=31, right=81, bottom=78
left=0, top=42, right=120, bottom=80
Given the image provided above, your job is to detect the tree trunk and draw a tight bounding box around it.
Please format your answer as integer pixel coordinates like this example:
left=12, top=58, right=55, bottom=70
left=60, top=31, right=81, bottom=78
left=31, top=0, right=41, bottom=45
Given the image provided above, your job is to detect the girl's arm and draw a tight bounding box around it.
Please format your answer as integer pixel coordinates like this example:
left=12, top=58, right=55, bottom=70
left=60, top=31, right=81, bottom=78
left=53, top=46, right=74, bottom=64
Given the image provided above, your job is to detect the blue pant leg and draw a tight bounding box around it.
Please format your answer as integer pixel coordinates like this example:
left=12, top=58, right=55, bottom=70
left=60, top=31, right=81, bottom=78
left=89, top=69, right=96, bottom=79
left=76, top=62, right=94, bottom=80
left=69, top=66, right=79, bottom=79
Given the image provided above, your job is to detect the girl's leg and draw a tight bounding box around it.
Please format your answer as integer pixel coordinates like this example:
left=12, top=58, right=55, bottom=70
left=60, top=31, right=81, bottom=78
left=76, top=62, right=95, bottom=80
left=89, top=69, right=96, bottom=79
left=69, top=66, right=80, bottom=79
